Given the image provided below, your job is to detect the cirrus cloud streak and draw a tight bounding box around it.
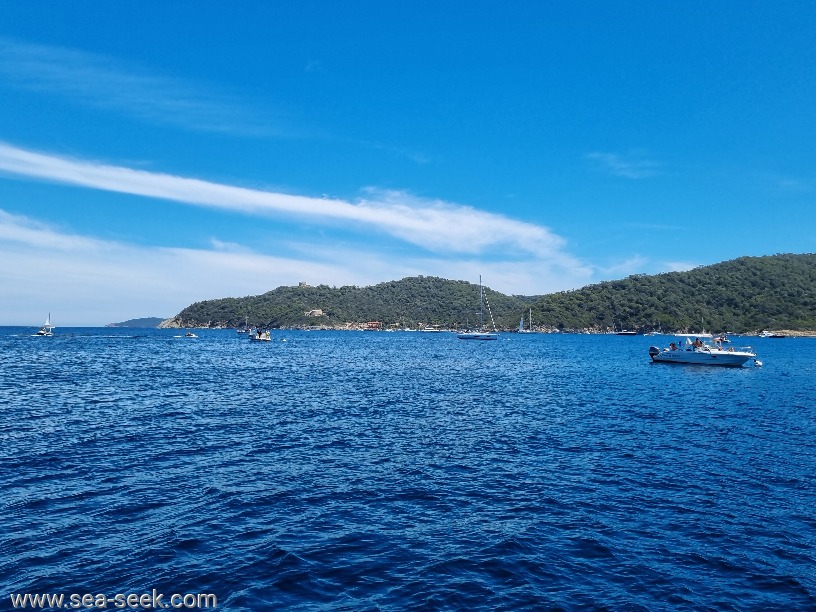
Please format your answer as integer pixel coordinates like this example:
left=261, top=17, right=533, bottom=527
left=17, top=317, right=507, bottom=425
left=0, top=141, right=581, bottom=266
left=0, top=37, right=280, bottom=137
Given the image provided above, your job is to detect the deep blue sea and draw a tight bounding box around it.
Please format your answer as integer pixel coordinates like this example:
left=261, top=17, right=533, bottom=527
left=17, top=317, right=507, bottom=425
left=2, top=328, right=815, bottom=610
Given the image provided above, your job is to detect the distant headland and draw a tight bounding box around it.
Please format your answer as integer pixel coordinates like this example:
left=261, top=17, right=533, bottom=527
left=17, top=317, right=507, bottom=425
left=106, top=317, right=166, bottom=328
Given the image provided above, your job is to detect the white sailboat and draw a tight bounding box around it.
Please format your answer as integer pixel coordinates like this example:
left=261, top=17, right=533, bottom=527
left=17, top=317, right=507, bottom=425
left=519, top=308, right=534, bottom=333
left=34, top=313, right=55, bottom=337
left=458, top=276, right=498, bottom=340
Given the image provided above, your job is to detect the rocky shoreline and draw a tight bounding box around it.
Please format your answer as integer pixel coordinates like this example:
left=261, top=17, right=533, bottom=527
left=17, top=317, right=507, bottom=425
left=158, top=316, right=816, bottom=337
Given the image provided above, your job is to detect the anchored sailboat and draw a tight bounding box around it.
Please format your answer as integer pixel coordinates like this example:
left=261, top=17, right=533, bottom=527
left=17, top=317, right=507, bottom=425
left=458, top=276, right=498, bottom=340
left=34, top=313, right=54, bottom=337
left=519, top=308, right=533, bottom=333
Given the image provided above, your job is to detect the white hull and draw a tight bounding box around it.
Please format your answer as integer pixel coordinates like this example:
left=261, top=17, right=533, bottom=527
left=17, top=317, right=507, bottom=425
left=457, top=332, right=498, bottom=340
left=649, top=345, right=756, bottom=367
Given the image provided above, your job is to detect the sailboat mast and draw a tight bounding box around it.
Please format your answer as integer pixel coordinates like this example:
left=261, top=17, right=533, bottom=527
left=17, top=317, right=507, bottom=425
left=479, top=275, right=484, bottom=329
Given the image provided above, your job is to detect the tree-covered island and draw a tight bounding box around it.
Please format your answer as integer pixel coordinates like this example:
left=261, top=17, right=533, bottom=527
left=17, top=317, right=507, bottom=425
left=160, top=253, right=816, bottom=334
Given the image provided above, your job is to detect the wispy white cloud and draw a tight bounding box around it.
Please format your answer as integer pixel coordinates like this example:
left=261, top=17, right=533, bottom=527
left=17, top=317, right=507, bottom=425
left=587, top=151, right=661, bottom=179
left=209, top=238, right=254, bottom=254
left=304, top=60, right=322, bottom=73
left=0, top=37, right=282, bottom=137
left=0, top=208, right=595, bottom=326
left=356, top=139, right=434, bottom=165
left=0, top=209, right=101, bottom=251
left=593, top=257, right=702, bottom=278
left=0, top=208, right=375, bottom=325
left=0, top=142, right=583, bottom=267
left=593, top=255, right=650, bottom=278
left=662, top=261, right=698, bottom=272
left=760, top=172, right=814, bottom=194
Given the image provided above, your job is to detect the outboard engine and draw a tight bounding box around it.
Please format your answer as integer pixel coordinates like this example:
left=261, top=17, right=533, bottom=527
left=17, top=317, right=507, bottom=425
left=648, top=346, right=660, bottom=360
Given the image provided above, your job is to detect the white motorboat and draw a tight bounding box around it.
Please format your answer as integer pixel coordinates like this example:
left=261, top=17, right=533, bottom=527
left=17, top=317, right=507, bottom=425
left=458, top=276, right=498, bottom=341
left=173, top=331, right=199, bottom=338
left=649, top=335, right=759, bottom=367
left=34, top=314, right=54, bottom=337
left=249, top=329, right=272, bottom=342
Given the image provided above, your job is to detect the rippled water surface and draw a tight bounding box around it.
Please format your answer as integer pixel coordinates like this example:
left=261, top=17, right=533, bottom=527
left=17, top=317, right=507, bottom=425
left=2, top=328, right=815, bottom=609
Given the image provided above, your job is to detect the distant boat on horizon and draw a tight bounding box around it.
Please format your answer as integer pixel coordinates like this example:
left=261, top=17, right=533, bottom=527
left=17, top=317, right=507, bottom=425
left=34, top=313, right=54, bottom=337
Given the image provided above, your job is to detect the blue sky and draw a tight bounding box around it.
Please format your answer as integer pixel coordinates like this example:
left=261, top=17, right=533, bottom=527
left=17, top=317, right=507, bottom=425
left=1, top=2, right=815, bottom=325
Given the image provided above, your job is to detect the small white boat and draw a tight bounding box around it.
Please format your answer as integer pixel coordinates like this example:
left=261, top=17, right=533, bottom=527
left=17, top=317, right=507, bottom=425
left=173, top=331, right=199, bottom=338
left=249, top=329, right=272, bottom=342
left=759, top=330, right=786, bottom=338
left=649, top=335, right=759, bottom=367
left=34, top=314, right=54, bottom=337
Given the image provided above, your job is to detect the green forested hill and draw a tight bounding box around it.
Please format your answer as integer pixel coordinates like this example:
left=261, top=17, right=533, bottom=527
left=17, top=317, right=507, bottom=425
left=168, top=276, right=536, bottom=329
left=530, top=253, right=816, bottom=332
left=165, top=254, right=816, bottom=332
